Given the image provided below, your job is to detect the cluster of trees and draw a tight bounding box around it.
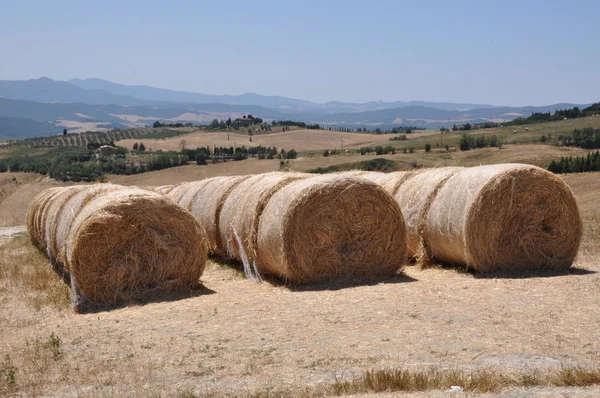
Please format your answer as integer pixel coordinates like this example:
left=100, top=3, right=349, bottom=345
left=272, top=120, right=306, bottom=127
left=548, top=150, right=600, bottom=174
left=179, top=145, right=298, bottom=163
left=354, top=126, right=420, bottom=134
left=0, top=145, right=187, bottom=181
left=132, top=142, right=146, bottom=151
left=152, top=121, right=192, bottom=128
left=310, top=158, right=401, bottom=174
left=507, top=103, right=600, bottom=126
left=389, top=134, right=408, bottom=141
left=357, top=145, right=397, bottom=155
left=557, top=128, right=600, bottom=149
left=452, top=123, right=473, bottom=131
left=459, top=134, right=501, bottom=151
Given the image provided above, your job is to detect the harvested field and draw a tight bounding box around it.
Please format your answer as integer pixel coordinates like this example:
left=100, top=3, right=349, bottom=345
left=1, top=168, right=599, bottom=397
left=118, top=129, right=403, bottom=152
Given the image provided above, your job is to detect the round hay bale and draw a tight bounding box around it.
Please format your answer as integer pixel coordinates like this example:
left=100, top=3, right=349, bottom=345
left=43, top=185, right=89, bottom=260
left=27, top=187, right=64, bottom=248
left=65, top=188, right=207, bottom=306
left=166, top=184, right=193, bottom=204
left=55, top=184, right=124, bottom=267
left=424, top=164, right=582, bottom=272
left=257, top=174, right=408, bottom=284
left=335, top=170, right=369, bottom=178
left=218, top=172, right=309, bottom=264
left=175, top=179, right=214, bottom=211
left=189, top=175, right=253, bottom=256
left=393, top=167, right=463, bottom=259
left=153, top=185, right=176, bottom=195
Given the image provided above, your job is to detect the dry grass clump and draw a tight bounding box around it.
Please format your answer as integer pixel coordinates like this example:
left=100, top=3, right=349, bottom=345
left=257, top=174, right=407, bottom=284
left=0, top=234, right=70, bottom=312
left=187, top=175, right=252, bottom=256
left=218, top=172, right=309, bottom=266
left=425, top=164, right=582, bottom=272
left=393, top=167, right=463, bottom=258
left=26, top=185, right=207, bottom=310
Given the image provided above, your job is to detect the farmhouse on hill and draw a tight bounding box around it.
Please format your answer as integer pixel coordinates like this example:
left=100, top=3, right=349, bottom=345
left=97, top=145, right=116, bottom=158
left=234, top=115, right=255, bottom=128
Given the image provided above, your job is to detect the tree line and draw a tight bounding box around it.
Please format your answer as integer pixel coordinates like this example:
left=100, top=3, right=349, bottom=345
left=548, top=150, right=600, bottom=174
left=507, top=103, right=600, bottom=126
left=459, top=134, right=501, bottom=150
left=557, top=128, right=600, bottom=149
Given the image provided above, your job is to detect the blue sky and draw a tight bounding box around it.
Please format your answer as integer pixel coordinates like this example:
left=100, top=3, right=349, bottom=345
left=1, top=0, right=598, bottom=105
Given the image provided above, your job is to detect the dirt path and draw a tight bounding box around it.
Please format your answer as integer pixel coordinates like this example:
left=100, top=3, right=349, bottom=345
left=0, top=225, right=27, bottom=243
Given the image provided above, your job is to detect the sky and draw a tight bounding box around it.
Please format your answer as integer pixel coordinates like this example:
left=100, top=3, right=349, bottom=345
left=1, top=0, right=599, bottom=106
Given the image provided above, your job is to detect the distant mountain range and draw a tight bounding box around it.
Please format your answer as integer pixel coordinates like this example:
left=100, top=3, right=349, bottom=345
left=0, top=77, right=592, bottom=141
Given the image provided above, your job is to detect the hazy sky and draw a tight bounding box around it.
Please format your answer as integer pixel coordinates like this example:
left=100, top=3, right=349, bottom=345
left=1, top=0, right=598, bottom=106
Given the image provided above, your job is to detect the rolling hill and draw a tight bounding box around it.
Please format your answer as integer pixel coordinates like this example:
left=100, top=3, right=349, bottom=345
left=0, top=77, right=594, bottom=141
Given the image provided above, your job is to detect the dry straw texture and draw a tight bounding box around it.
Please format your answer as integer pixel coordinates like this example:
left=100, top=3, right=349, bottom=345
left=153, top=185, right=176, bottom=194
left=27, top=187, right=63, bottom=248
left=425, top=164, right=582, bottom=272
left=219, top=172, right=309, bottom=263
left=173, top=179, right=214, bottom=211
left=65, top=187, right=207, bottom=306
left=166, top=184, right=192, bottom=204
left=54, top=184, right=124, bottom=268
left=43, top=185, right=89, bottom=260
left=188, top=175, right=252, bottom=256
left=257, top=174, right=408, bottom=284
left=394, top=167, right=463, bottom=258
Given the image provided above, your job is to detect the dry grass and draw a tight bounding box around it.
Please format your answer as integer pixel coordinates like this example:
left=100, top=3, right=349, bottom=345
left=150, top=366, right=600, bottom=397
left=1, top=146, right=600, bottom=397
left=0, top=234, right=70, bottom=312
left=118, top=128, right=397, bottom=152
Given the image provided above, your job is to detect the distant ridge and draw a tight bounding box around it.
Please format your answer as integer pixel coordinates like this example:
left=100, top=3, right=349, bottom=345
left=0, top=77, right=593, bottom=141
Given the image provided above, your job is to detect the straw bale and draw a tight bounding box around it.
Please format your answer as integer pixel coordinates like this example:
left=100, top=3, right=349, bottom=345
left=393, top=167, right=463, bottom=258
left=153, top=185, right=176, bottom=194
left=188, top=175, right=252, bottom=256
left=55, top=184, right=124, bottom=267
left=27, top=187, right=63, bottom=248
left=424, top=164, right=582, bottom=272
left=43, top=185, right=88, bottom=260
left=218, top=172, right=309, bottom=264
left=65, top=188, right=207, bottom=307
left=257, top=174, right=408, bottom=284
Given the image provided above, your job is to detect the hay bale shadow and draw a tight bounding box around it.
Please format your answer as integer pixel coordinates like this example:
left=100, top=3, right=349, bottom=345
left=74, top=283, right=216, bottom=314
left=287, top=272, right=418, bottom=292
left=210, top=255, right=417, bottom=291
left=430, top=258, right=595, bottom=279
